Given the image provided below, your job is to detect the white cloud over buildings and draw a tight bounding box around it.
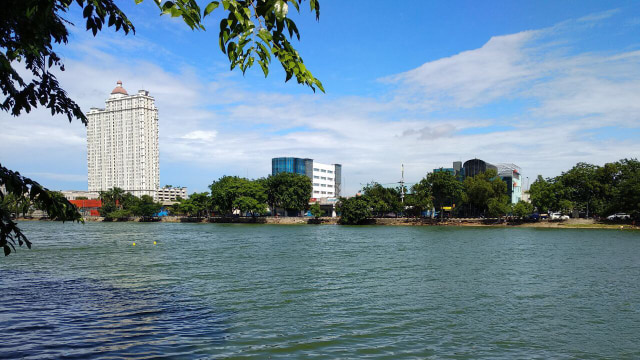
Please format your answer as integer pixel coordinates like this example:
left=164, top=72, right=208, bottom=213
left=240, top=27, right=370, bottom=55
left=1, top=10, right=639, bottom=194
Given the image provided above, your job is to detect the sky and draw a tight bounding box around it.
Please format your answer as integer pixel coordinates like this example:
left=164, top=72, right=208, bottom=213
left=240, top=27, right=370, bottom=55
left=1, top=0, right=640, bottom=195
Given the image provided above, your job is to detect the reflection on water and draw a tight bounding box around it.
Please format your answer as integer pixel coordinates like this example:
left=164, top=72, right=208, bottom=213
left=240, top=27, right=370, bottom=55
left=1, top=270, right=228, bottom=359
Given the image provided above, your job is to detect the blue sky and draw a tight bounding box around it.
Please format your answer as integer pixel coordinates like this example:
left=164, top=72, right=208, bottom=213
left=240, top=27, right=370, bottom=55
left=1, top=1, right=640, bottom=194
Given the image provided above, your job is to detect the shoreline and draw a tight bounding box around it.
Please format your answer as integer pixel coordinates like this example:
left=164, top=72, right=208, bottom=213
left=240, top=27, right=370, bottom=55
left=16, top=216, right=639, bottom=230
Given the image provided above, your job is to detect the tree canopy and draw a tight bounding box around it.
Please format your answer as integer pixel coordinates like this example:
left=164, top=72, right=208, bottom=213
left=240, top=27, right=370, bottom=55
left=529, top=158, right=640, bottom=218
left=462, top=169, right=508, bottom=217
left=427, top=171, right=463, bottom=219
left=263, top=172, right=312, bottom=214
left=337, top=196, right=372, bottom=225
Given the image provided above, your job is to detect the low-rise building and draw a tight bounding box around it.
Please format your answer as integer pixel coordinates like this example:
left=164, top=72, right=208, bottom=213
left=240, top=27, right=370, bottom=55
left=60, top=190, right=100, bottom=200
left=155, top=186, right=188, bottom=203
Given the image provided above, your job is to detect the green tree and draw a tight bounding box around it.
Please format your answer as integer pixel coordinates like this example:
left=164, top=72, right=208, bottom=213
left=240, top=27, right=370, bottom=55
left=406, top=177, right=433, bottom=217
left=98, top=187, right=126, bottom=217
left=133, top=195, right=162, bottom=218
left=487, top=196, right=510, bottom=218
left=210, top=176, right=266, bottom=216
left=264, top=172, right=312, bottom=215
left=233, top=196, right=267, bottom=217
left=529, top=175, right=561, bottom=213
left=427, top=171, right=463, bottom=219
left=2, top=0, right=322, bottom=255
left=337, top=196, right=372, bottom=225
left=361, top=182, right=402, bottom=217
left=188, top=192, right=212, bottom=218
left=309, top=202, right=322, bottom=218
left=512, top=200, right=534, bottom=219
left=560, top=162, right=601, bottom=216
left=462, top=169, right=508, bottom=217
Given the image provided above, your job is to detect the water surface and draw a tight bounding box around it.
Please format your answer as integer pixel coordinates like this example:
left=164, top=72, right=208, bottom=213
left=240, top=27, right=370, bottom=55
left=1, top=222, right=639, bottom=359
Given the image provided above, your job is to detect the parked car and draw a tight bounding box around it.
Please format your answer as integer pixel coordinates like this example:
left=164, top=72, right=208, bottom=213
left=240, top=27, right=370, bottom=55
left=550, top=212, right=570, bottom=220
left=607, top=213, right=630, bottom=220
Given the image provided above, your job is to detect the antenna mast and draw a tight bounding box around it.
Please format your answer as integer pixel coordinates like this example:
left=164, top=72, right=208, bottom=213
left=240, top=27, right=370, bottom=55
left=400, top=163, right=405, bottom=204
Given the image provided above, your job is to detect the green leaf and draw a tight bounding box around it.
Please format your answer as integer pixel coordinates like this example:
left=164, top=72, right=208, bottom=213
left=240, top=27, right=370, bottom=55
left=204, top=1, right=219, bottom=17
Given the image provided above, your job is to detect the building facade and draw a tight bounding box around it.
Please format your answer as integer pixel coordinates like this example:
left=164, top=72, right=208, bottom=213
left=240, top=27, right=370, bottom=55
left=155, top=186, right=188, bottom=203
left=497, top=164, right=522, bottom=204
left=272, top=157, right=342, bottom=198
left=87, top=81, right=159, bottom=197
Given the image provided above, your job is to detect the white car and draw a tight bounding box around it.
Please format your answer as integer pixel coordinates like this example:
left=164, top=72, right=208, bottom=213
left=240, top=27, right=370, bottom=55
left=607, top=213, right=630, bottom=220
left=550, top=213, right=570, bottom=220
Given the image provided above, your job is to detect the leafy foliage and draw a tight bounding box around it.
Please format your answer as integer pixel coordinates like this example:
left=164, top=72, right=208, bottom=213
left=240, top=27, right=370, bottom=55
left=1, top=163, right=82, bottom=256
left=99, top=188, right=163, bottom=220
left=462, top=169, right=508, bottom=217
left=427, top=171, right=463, bottom=219
left=337, top=196, right=372, bottom=225
left=136, top=0, right=323, bottom=91
left=361, top=183, right=402, bottom=217
left=263, top=172, right=312, bottom=213
left=209, top=176, right=267, bottom=216
left=529, top=158, right=640, bottom=218
left=405, top=177, right=432, bottom=217
left=512, top=200, right=534, bottom=219
left=309, top=202, right=322, bottom=218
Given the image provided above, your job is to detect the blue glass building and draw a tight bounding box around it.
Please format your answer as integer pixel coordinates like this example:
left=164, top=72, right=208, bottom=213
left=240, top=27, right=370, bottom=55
left=272, top=157, right=313, bottom=176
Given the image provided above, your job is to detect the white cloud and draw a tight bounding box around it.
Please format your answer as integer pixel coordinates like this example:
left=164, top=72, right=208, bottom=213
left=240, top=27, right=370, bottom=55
left=2, top=10, right=640, bottom=194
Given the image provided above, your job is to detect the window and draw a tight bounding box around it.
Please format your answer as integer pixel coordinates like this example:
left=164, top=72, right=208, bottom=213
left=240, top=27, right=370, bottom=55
left=327, top=177, right=333, bottom=181
left=328, top=184, right=333, bottom=188
left=321, top=169, right=327, bottom=173
left=321, top=191, right=326, bottom=194
left=314, top=191, right=319, bottom=194
left=321, top=184, right=326, bottom=187
left=328, top=170, right=333, bottom=174
left=313, top=183, right=319, bottom=186
left=321, top=177, right=326, bottom=180
left=328, top=192, right=333, bottom=195
left=313, top=168, right=319, bottom=171
left=314, top=176, right=319, bottom=179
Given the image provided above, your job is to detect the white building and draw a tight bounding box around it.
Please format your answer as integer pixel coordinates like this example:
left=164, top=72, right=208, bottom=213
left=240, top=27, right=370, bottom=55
left=155, top=186, right=188, bottom=203
left=87, top=81, right=159, bottom=197
left=271, top=157, right=341, bottom=198
left=60, top=190, right=100, bottom=200
left=309, top=162, right=340, bottom=198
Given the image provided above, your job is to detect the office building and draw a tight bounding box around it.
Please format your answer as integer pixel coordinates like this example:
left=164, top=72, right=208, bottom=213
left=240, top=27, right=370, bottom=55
left=272, top=157, right=342, bottom=198
left=497, top=164, right=522, bottom=204
left=87, top=81, right=159, bottom=197
left=155, top=186, right=188, bottom=203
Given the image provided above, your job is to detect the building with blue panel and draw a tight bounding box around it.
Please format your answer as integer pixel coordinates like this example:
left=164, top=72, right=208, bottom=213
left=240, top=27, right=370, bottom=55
left=271, top=157, right=341, bottom=198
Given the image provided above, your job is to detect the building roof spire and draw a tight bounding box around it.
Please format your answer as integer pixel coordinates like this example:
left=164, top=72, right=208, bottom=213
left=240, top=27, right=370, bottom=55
left=111, top=80, right=128, bottom=95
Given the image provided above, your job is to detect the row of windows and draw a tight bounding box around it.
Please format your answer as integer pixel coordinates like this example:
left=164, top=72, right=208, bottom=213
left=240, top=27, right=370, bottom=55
left=313, top=191, right=334, bottom=195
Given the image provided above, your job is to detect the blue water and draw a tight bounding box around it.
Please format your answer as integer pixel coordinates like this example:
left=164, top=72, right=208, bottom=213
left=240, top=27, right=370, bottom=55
left=1, top=222, right=639, bottom=359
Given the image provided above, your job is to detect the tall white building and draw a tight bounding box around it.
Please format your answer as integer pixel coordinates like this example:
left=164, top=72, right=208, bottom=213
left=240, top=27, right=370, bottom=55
left=87, top=81, right=159, bottom=197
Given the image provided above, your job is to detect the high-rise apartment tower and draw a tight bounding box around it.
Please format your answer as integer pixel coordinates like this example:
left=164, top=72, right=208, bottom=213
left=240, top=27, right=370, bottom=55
left=87, top=81, right=159, bottom=197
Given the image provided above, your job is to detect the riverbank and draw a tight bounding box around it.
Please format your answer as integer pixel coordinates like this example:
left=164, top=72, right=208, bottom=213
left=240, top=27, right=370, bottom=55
left=17, top=216, right=639, bottom=229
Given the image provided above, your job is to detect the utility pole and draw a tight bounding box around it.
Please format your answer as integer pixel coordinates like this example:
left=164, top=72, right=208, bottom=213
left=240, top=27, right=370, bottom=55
left=400, top=163, right=405, bottom=204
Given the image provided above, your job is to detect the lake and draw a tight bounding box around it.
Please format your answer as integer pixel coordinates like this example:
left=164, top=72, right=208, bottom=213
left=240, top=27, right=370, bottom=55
left=1, top=222, right=639, bottom=359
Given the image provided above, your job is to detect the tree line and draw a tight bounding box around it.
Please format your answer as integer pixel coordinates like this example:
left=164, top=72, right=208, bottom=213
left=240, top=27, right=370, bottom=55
left=337, top=168, right=522, bottom=224
left=170, top=172, right=313, bottom=217
left=98, top=188, right=163, bottom=221
left=529, top=159, right=639, bottom=218
left=338, top=158, right=639, bottom=224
